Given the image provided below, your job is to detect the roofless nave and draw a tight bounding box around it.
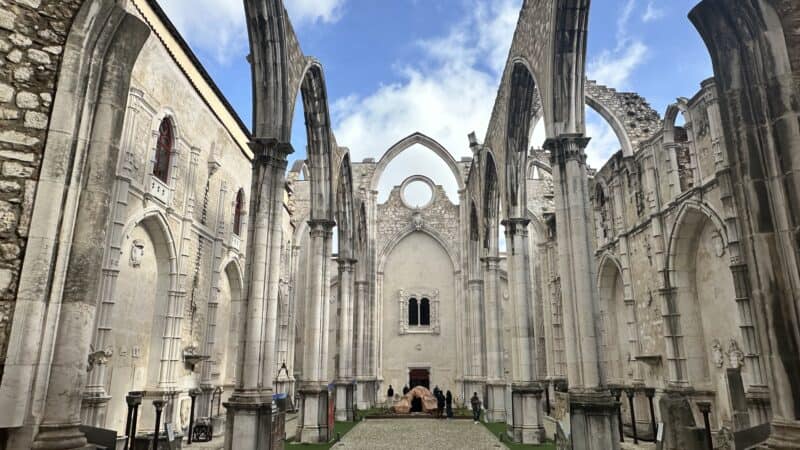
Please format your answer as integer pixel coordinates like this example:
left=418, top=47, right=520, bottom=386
left=0, top=0, right=797, bottom=449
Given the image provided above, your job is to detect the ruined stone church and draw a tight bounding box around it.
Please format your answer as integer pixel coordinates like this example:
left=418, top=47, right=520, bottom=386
left=0, top=0, right=797, bottom=449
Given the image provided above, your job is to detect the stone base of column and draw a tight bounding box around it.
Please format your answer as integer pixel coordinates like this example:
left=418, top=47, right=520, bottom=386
left=765, top=418, right=800, bottom=449
left=297, top=384, right=330, bottom=443
left=79, top=393, right=110, bottom=428
left=31, top=424, right=88, bottom=450
left=335, top=381, right=355, bottom=421
left=223, top=390, right=274, bottom=450
left=511, top=385, right=545, bottom=444
left=486, top=381, right=507, bottom=422
left=569, top=390, right=620, bottom=450
left=355, top=379, right=375, bottom=409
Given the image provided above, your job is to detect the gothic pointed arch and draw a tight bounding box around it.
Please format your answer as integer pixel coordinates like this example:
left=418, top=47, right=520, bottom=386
left=377, top=225, right=459, bottom=274
left=335, top=152, right=356, bottom=259
left=370, top=132, right=465, bottom=192
left=482, top=151, right=500, bottom=253
left=506, top=61, right=539, bottom=218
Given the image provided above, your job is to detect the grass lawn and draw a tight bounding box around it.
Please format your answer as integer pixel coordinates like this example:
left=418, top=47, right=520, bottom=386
left=286, top=422, right=358, bottom=450
left=482, top=421, right=557, bottom=450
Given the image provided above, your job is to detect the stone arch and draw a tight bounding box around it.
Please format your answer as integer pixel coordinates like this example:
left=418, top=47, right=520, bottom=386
left=665, top=201, right=734, bottom=385
left=296, top=61, right=336, bottom=221
left=596, top=253, right=626, bottom=384
left=117, top=209, right=179, bottom=275
left=377, top=226, right=459, bottom=275
left=370, top=132, right=465, bottom=192
left=506, top=61, right=540, bottom=218
left=216, top=256, right=245, bottom=387
left=335, top=153, right=356, bottom=259
left=482, top=151, right=500, bottom=254
left=290, top=159, right=311, bottom=180
left=584, top=81, right=661, bottom=157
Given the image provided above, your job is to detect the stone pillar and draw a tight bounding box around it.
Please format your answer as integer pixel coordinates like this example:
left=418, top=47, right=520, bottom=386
left=224, top=141, right=289, bottom=450
left=335, top=258, right=356, bottom=421
left=482, top=256, right=506, bottom=422
left=354, top=280, right=371, bottom=409
left=546, top=134, right=619, bottom=450
left=298, top=219, right=335, bottom=443
left=505, top=218, right=545, bottom=443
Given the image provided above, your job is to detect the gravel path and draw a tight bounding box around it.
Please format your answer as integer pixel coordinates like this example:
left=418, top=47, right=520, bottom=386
left=333, top=419, right=505, bottom=450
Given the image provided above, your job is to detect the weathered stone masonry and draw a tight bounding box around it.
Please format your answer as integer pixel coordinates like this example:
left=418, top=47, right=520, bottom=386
left=0, top=0, right=82, bottom=365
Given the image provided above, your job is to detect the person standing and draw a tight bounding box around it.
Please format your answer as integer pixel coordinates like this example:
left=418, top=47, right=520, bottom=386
left=445, top=390, right=453, bottom=419
left=402, top=385, right=410, bottom=395
left=387, top=385, right=394, bottom=400
left=470, top=392, right=482, bottom=423
left=436, top=389, right=445, bottom=418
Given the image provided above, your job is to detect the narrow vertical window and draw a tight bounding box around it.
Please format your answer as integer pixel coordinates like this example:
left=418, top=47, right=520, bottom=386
left=233, top=189, right=244, bottom=236
left=153, top=118, right=174, bottom=183
left=420, top=298, right=430, bottom=326
left=408, top=298, right=419, bottom=326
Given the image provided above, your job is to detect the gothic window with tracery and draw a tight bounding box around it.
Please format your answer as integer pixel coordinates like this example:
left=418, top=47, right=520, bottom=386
left=153, top=118, right=174, bottom=183
left=408, top=298, right=419, bottom=326
left=420, top=298, right=430, bottom=326
left=234, top=189, right=245, bottom=236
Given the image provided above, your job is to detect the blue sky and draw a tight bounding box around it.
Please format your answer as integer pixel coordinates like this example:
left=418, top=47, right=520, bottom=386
left=161, top=0, right=712, bottom=199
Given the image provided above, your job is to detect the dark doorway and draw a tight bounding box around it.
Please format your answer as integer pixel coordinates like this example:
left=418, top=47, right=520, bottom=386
left=409, top=368, right=430, bottom=390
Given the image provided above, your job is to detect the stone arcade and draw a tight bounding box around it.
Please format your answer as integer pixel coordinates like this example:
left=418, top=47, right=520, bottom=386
left=0, top=0, right=797, bottom=449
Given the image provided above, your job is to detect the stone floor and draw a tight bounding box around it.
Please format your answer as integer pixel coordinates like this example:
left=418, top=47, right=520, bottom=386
left=332, top=419, right=504, bottom=450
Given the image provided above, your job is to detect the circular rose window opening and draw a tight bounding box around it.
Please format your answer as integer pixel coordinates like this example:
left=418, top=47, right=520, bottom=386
left=402, top=179, right=434, bottom=209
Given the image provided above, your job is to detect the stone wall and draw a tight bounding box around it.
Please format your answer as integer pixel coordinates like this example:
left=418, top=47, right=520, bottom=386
left=0, top=0, right=83, bottom=365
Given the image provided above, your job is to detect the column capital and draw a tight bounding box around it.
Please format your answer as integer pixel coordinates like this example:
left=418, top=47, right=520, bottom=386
left=544, top=134, right=591, bottom=165
left=250, top=138, right=294, bottom=169
left=337, top=258, right=358, bottom=271
left=307, top=219, right=336, bottom=237
left=481, top=256, right=502, bottom=270
left=502, top=217, right=531, bottom=237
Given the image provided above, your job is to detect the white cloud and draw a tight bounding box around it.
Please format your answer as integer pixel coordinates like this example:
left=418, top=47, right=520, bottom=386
left=285, top=0, right=346, bottom=25
left=160, top=0, right=248, bottom=65
left=587, top=0, right=648, bottom=89
left=160, top=0, right=346, bottom=65
left=332, top=0, right=522, bottom=201
left=585, top=109, right=622, bottom=169
left=642, top=2, right=665, bottom=22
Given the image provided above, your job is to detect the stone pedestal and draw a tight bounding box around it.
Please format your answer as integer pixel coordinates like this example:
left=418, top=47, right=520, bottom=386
left=223, top=392, right=273, bottom=450
left=297, top=385, right=330, bottom=443
left=486, top=381, right=507, bottom=422
left=355, top=379, right=374, bottom=409
left=765, top=419, right=800, bottom=449
left=569, top=391, right=620, bottom=450
left=511, top=385, right=545, bottom=444
left=335, top=382, right=354, bottom=421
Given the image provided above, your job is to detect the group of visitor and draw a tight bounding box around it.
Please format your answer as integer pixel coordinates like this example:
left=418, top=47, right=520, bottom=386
left=432, top=386, right=453, bottom=419
left=386, top=384, right=482, bottom=421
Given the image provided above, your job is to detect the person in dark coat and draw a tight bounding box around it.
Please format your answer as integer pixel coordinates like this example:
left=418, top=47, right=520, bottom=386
left=445, top=390, right=453, bottom=418
left=387, top=385, right=394, bottom=400
left=402, top=385, right=410, bottom=395
left=436, top=390, right=445, bottom=418
left=470, top=392, right=482, bottom=423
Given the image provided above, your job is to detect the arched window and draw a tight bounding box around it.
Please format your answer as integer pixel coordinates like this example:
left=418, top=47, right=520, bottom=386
left=233, top=189, right=244, bottom=236
left=408, top=298, right=419, bottom=326
left=420, top=298, right=430, bottom=326
left=153, top=118, right=174, bottom=183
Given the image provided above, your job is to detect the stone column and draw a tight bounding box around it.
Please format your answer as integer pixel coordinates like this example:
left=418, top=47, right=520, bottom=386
left=335, top=258, right=356, bottom=421
left=354, top=280, right=370, bottom=409
left=224, top=141, right=289, bottom=450
left=483, top=256, right=506, bottom=422
left=546, top=134, right=619, bottom=450
left=505, top=218, right=545, bottom=443
left=297, top=220, right=335, bottom=443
